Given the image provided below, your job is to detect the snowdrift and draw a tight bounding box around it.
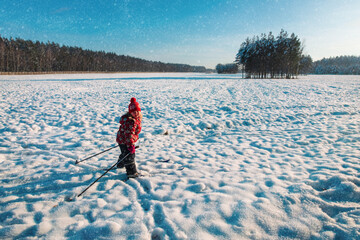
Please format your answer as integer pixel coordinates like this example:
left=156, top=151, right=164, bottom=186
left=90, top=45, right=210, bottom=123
left=0, top=73, right=359, bottom=239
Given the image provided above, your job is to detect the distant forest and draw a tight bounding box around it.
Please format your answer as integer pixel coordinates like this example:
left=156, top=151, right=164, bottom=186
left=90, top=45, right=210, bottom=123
left=0, top=36, right=207, bottom=73
left=215, top=63, right=238, bottom=74
left=312, top=56, right=360, bottom=75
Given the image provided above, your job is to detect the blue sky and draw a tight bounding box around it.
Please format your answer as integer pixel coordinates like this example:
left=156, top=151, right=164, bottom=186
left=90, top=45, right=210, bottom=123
left=1, top=0, right=360, bottom=68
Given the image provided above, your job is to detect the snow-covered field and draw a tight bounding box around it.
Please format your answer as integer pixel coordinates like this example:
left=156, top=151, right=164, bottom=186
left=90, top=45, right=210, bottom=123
left=0, top=73, right=359, bottom=239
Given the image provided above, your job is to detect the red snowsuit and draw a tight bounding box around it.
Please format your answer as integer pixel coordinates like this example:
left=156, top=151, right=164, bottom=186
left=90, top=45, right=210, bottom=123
left=116, top=112, right=142, bottom=147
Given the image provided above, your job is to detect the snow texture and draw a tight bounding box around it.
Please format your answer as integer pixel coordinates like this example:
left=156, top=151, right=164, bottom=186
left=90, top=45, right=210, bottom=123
left=0, top=73, right=359, bottom=239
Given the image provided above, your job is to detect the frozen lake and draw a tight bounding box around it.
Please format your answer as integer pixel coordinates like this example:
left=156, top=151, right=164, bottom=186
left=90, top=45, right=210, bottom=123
left=0, top=73, right=359, bottom=239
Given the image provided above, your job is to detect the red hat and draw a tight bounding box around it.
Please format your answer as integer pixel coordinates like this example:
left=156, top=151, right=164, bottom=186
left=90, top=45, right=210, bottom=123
left=128, top=97, right=141, bottom=113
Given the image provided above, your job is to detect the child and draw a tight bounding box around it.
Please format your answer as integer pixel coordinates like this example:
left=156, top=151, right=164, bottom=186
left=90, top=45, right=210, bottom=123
left=116, top=97, right=142, bottom=178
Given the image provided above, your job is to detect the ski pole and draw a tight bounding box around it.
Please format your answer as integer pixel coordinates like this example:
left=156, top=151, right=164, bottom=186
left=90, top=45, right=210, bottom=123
left=75, top=144, right=119, bottom=164
left=77, top=146, right=139, bottom=198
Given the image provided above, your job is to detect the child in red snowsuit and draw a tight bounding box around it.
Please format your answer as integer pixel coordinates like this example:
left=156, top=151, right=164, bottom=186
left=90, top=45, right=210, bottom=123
left=116, top=98, right=142, bottom=178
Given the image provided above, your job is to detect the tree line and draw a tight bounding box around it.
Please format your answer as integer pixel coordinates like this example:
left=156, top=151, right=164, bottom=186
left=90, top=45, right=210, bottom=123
left=312, top=56, right=360, bottom=75
left=0, top=36, right=207, bottom=73
left=234, top=30, right=309, bottom=78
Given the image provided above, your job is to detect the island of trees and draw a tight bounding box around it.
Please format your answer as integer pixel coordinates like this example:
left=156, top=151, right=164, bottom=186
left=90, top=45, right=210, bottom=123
left=0, top=36, right=207, bottom=73
left=234, top=30, right=308, bottom=78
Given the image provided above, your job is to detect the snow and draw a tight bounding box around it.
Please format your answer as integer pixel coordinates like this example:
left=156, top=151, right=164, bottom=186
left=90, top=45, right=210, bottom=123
left=0, top=73, right=360, bottom=239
